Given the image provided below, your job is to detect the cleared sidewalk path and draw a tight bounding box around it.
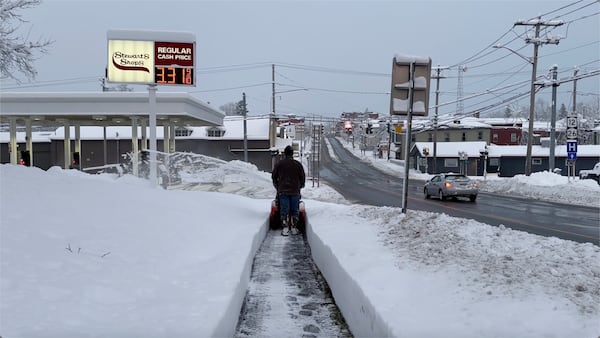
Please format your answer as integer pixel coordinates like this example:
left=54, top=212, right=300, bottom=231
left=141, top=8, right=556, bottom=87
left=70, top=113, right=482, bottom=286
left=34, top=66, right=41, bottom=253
left=234, top=229, right=352, bottom=337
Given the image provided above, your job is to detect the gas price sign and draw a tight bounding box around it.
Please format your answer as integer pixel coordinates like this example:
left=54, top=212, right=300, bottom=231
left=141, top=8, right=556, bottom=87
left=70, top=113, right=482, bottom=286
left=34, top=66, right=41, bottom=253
left=154, top=42, right=194, bottom=85
left=107, top=31, right=195, bottom=86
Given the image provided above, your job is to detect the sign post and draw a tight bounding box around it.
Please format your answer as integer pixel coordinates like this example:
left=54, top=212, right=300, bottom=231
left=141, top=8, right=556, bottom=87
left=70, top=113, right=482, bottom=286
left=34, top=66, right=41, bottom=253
left=390, top=54, right=431, bottom=213
left=566, top=114, right=578, bottom=181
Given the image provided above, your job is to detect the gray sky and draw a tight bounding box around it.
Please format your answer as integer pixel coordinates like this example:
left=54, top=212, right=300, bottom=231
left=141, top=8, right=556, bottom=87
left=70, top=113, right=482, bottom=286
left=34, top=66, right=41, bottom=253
left=2, top=0, right=599, bottom=119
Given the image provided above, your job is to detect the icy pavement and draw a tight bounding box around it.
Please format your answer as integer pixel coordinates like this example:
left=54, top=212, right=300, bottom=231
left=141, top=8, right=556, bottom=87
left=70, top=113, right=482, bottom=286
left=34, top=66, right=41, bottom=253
left=235, top=230, right=352, bottom=337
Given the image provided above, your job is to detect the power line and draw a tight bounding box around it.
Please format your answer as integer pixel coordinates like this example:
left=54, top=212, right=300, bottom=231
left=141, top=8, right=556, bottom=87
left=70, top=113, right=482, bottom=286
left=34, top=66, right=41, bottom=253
left=190, top=82, right=272, bottom=93
left=276, top=62, right=389, bottom=77
left=1, top=76, right=101, bottom=89
left=538, top=0, right=587, bottom=18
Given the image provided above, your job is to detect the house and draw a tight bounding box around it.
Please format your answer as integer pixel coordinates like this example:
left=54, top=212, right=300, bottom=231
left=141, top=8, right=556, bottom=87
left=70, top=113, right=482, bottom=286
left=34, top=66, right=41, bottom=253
left=410, top=141, right=600, bottom=177
left=411, top=141, right=489, bottom=176
left=396, top=117, right=491, bottom=160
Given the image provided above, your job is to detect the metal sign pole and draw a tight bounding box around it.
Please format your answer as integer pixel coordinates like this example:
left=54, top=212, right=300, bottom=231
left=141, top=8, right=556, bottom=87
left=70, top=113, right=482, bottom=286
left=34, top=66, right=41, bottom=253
left=148, top=84, right=158, bottom=186
left=401, top=62, right=415, bottom=214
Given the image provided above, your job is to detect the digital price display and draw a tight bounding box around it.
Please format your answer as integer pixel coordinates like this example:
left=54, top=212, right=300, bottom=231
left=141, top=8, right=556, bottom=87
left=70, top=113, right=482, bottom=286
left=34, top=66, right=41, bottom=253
left=153, top=41, right=194, bottom=86
left=107, top=33, right=195, bottom=86
left=155, top=67, right=194, bottom=85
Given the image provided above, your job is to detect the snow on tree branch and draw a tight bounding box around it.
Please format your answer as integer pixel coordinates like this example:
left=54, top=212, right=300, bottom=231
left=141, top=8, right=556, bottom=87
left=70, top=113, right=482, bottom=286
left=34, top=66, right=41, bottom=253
left=0, top=0, right=53, bottom=82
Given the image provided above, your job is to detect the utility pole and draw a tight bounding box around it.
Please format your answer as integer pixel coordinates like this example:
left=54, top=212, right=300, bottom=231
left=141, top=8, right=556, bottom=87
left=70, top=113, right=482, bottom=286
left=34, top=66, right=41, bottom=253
left=272, top=64, right=276, bottom=115
left=549, top=65, right=558, bottom=171
left=514, top=16, right=563, bottom=176
left=456, top=65, right=467, bottom=115
left=242, top=92, right=248, bottom=162
left=572, top=68, right=578, bottom=119
left=431, top=65, right=448, bottom=174
left=270, top=64, right=276, bottom=148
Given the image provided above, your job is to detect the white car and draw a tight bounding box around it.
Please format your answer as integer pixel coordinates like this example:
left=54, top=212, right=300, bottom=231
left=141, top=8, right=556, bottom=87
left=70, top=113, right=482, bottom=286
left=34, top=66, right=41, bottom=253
left=424, top=173, right=478, bottom=202
left=579, top=162, right=600, bottom=184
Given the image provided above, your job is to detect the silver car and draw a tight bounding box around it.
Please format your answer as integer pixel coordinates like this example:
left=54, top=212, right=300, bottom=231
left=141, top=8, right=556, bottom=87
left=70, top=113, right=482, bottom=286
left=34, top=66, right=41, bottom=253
left=424, top=173, right=478, bottom=202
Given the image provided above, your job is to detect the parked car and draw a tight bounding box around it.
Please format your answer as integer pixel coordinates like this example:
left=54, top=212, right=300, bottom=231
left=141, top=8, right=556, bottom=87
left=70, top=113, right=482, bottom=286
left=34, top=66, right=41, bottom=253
left=424, top=173, right=478, bottom=202
left=579, top=162, right=600, bottom=184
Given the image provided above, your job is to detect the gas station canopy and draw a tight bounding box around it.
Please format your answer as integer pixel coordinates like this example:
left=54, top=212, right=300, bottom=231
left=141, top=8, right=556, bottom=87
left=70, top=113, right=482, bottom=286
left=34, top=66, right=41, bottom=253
left=0, top=91, right=224, bottom=127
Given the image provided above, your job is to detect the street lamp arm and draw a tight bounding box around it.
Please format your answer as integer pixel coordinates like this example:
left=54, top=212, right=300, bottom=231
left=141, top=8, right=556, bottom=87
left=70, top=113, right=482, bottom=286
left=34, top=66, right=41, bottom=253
left=275, top=88, right=309, bottom=94
left=493, top=45, right=533, bottom=64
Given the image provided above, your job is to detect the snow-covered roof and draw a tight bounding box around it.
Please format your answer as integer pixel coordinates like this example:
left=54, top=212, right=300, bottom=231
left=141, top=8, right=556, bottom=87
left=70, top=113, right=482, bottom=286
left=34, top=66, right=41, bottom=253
left=0, top=116, right=273, bottom=143
left=438, top=118, right=491, bottom=129
left=413, top=142, right=488, bottom=157
left=184, top=116, right=271, bottom=140
left=51, top=126, right=165, bottom=140
left=413, top=142, right=600, bottom=158
left=479, top=117, right=526, bottom=126
left=0, top=131, right=53, bottom=143
left=488, top=144, right=600, bottom=157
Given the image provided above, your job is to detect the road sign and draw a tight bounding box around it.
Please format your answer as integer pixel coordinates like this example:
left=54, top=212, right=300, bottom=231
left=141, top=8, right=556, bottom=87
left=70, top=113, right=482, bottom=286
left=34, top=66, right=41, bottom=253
left=390, top=54, right=432, bottom=116
left=567, top=152, right=577, bottom=160
left=566, top=141, right=577, bottom=153
left=566, top=115, right=578, bottom=140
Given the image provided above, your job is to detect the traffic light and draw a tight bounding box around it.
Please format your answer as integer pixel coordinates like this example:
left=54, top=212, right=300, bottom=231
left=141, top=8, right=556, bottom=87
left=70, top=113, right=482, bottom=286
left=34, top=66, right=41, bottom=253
left=72, top=152, right=80, bottom=168
left=390, top=54, right=432, bottom=116
left=20, top=150, right=31, bottom=166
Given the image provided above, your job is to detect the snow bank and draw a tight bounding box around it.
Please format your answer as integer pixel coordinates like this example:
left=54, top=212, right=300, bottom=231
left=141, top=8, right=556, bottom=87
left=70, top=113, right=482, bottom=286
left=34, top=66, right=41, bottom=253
left=0, top=165, right=269, bottom=337
left=307, top=201, right=600, bottom=337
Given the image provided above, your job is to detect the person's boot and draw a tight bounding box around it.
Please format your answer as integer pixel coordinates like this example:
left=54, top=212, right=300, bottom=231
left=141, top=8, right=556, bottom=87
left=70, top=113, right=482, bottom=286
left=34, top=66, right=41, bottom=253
left=290, top=216, right=299, bottom=235
left=281, top=218, right=290, bottom=236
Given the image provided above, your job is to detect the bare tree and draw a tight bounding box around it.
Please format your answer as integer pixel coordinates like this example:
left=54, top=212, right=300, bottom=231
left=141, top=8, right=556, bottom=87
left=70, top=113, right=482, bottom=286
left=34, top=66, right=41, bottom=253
left=0, top=0, right=53, bottom=82
left=220, top=101, right=242, bottom=116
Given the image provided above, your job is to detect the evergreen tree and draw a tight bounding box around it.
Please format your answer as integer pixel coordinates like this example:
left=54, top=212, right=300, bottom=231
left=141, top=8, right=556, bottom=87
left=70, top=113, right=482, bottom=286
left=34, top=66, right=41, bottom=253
left=559, top=103, right=568, bottom=119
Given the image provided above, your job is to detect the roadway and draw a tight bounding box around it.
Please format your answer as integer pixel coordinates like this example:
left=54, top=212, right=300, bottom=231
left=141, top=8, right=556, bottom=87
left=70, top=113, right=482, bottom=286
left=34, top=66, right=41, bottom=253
left=319, top=136, right=600, bottom=245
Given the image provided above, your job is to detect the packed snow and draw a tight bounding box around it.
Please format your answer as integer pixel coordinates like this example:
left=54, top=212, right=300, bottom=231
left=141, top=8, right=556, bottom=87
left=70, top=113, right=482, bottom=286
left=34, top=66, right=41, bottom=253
left=1, top=148, right=598, bottom=337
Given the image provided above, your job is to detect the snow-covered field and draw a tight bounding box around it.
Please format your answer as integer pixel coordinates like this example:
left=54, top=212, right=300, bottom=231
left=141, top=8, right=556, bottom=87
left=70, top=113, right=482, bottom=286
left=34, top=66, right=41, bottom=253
left=1, top=150, right=598, bottom=337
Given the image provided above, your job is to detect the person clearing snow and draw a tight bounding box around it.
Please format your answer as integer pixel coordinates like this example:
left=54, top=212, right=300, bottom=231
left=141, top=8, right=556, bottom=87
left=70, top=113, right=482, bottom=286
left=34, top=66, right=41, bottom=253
left=272, top=145, right=306, bottom=236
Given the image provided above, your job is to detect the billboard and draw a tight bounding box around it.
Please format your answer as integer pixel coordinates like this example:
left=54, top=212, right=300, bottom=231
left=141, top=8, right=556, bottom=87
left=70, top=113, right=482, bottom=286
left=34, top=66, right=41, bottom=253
left=107, top=30, right=195, bottom=86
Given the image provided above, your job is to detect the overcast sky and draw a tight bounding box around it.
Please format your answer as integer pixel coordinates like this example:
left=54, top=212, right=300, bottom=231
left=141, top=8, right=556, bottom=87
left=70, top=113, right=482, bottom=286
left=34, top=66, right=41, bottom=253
left=2, top=0, right=598, bottom=119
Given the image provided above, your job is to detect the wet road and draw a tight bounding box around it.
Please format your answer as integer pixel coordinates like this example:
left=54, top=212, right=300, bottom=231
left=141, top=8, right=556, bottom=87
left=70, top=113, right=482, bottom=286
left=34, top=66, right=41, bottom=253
left=321, top=136, right=600, bottom=245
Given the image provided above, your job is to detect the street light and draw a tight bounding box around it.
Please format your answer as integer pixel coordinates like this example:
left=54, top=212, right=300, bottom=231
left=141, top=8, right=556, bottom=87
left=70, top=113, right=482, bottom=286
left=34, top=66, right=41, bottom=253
left=270, top=87, right=308, bottom=149
left=493, top=44, right=537, bottom=176
left=493, top=45, right=533, bottom=64
left=271, top=88, right=308, bottom=115
left=276, top=88, right=308, bottom=95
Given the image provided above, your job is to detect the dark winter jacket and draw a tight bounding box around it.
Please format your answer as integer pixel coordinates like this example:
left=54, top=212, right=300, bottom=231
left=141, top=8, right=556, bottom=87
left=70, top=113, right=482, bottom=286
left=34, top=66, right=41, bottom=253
left=272, top=156, right=306, bottom=195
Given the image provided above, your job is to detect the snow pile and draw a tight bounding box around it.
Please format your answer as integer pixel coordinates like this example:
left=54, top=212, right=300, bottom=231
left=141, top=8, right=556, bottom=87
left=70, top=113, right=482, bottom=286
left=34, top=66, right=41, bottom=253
left=477, top=171, right=600, bottom=207
left=365, top=208, right=600, bottom=315
left=174, top=153, right=348, bottom=204
left=175, top=154, right=275, bottom=198
left=0, top=164, right=267, bottom=337
left=308, top=202, right=600, bottom=337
